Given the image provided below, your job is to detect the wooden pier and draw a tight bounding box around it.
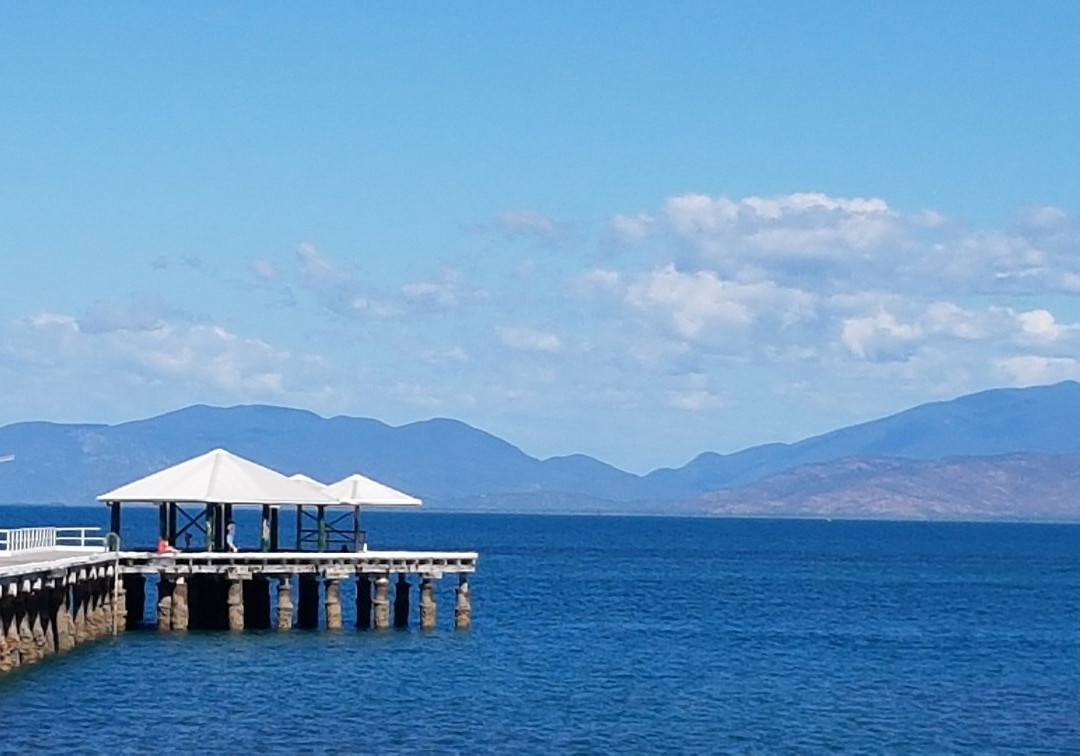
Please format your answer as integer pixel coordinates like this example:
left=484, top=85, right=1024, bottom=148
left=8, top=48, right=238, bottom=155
left=126, top=549, right=477, bottom=632
left=0, top=527, right=477, bottom=675
left=0, top=533, right=123, bottom=674
left=1, top=449, right=478, bottom=675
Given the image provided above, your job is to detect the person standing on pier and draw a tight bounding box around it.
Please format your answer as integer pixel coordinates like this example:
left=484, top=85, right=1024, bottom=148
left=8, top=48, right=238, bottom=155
left=226, top=521, right=239, bottom=552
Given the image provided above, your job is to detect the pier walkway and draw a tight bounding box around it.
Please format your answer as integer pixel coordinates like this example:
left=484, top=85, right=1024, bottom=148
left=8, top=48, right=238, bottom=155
left=0, top=526, right=478, bottom=675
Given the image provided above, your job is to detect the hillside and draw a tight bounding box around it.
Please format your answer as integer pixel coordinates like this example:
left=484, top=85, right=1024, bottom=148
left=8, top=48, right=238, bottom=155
left=643, top=381, right=1080, bottom=497
left=2, top=381, right=1080, bottom=519
left=690, top=453, right=1080, bottom=521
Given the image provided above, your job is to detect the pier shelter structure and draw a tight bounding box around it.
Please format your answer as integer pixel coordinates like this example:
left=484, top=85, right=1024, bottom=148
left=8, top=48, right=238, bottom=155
left=317, top=472, right=421, bottom=551
left=91, top=449, right=475, bottom=634
left=98, top=448, right=343, bottom=552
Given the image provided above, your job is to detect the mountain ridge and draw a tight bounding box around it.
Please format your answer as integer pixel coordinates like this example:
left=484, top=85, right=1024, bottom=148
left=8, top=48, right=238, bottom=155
left=2, top=381, right=1080, bottom=519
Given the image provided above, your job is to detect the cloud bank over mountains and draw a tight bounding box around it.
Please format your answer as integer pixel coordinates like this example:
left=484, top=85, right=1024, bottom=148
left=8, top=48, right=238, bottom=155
left=3, top=192, right=1080, bottom=471
left=582, top=192, right=1080, bottom=382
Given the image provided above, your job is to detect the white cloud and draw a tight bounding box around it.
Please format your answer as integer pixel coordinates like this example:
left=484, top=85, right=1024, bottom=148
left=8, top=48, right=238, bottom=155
left=566, top=193, right=1080, bottom=393
left=1, top=311, right=328, bottom=400
left=643, top=192, right=1080, bottom=298
left=348, top=297, right=399, bottom=317
left=250, top=258, right=278, bottom=281
left=668, top=389, right=724, bottom=411
left=997, top=355, right=1080, bottom=385
left=401, top=271, right=482, bottom=310
left=666, top=191, right=897, bottom=260
left=295, top=242, right=397, bottom=318
left=390, top=381, right=443, bottom=408
left=624, top=264, right=815, bottom=341
left=627, top=266, right=752, bottom=338
left=496, top=326, right=562, bottom=353
left=922, top=302, right=984, bottom=340
left=1017, top=309, right=1062, bottom=342
left=402, top=281, right=459, bottom=307
left=421, top=347, right=468, bottom=364
left=572, top=268, right=622, bottom=297
left=78, top=294, right=188, bottom=335
left=610, top=213, right=656, bottom=245
left=1017, top=205, right=1071, bottom=234
left=496, top=209, right=564, bottom=241
left=841, top=310, right=923, bottom=361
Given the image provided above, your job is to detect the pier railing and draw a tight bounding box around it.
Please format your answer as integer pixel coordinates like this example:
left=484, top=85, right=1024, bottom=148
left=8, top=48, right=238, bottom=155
left=0, top=526, right=106, bottom=556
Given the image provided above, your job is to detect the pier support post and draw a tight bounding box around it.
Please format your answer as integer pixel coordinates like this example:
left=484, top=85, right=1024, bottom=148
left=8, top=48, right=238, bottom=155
left=356, top=574, right=372, bottom=629
left=32, top=589, right=53, bottom=656
left=45, top=584, right=65, bottom=653
left=123, top=574, right=146, bottom=630
left=227, top=577, right=245, bottom=632
left=88, top=579, right=105, bottom=638
left=73, top=582, right=88, bottom=643
left=276, top=577, right=293, bottom=630
left=298, top=575, right=319, bottom=629
left=16, top=596, right=36, bottom=663
left=54, top=585, right=75, bottom=652
left=98, top=577, right=112, bottom=638
left=0, top=596, right=19, bottom=671
left=112, top=575, right=127, bottom=635
left=393, top=574, right=410, bottom=629
left=81, top=583, right=97, bottom=640
left=419, top=577, right=436, bottom=630
left=157, top=577, right=174, bottom=631
left=454, top=575, right=472, bottom=630
left=84, top=581, right=98, bottom=639
left=324, top=578, right=342, bottom=630
left=172, top=579, right=189, bottom=631
left=373, top=576, right=390, bottom=630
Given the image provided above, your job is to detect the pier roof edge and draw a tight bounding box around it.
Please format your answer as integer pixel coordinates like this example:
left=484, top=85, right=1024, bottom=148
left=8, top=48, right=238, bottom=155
left=95, top=448, right=339, bottom=506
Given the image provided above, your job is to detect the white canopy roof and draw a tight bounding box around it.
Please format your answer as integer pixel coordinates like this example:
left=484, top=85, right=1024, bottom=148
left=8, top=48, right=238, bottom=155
left=325, top=473, right=422, bottom=507
left=97, top=448, right=339, bottom=506
left=289, top=473, right=326, bottom=487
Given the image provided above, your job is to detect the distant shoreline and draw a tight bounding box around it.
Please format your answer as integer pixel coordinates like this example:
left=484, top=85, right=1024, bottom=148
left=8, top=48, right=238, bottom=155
left=2, top=500, right=1079, bottom=526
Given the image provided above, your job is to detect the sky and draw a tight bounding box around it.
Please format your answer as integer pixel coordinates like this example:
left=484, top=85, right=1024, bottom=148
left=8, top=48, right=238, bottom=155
left=2, top=3, right=1080, bottom=473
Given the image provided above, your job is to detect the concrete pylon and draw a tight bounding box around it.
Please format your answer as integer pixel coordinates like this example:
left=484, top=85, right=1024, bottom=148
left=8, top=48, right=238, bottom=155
left=324, top=578, right=342, bottom=630
left=73, top=583, right=88, bottom=643
left=227, top=578, right=245, bottom=631
left=454, top=576, right=472, bottom=630
left=112, top=579, right=127, bottom=635
left=54, top=587, right=75, bottom=653
left=276, top=577, right=293, bottom=630
left=373, top=576, right=390, bottom=630
left=419, top=577, right=436, bottom=630
left=31, top=590, right=52, bottom=657
left=17, top=597, right=36, bottom=664
left=89, top=579, right=106, bottom=638
left=0, top=597, right=19, bottom=672
left=157, top=577, right=174, bottom=631
left=172, top=579, right=189, bottom=631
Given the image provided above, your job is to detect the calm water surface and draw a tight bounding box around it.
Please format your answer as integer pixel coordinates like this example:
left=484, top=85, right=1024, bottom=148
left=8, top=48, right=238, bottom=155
left=1, top=507, right=1078, bottom=753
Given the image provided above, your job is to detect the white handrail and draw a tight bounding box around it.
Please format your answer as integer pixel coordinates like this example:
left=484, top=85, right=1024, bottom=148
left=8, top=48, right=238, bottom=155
left=55, top=527, right=107, bottom=547
left=0, top=526, right=105, bottom=554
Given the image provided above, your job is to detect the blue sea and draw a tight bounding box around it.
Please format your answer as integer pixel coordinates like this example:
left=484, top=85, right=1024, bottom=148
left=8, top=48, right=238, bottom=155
left=1, top=506, right=1079, bottom=753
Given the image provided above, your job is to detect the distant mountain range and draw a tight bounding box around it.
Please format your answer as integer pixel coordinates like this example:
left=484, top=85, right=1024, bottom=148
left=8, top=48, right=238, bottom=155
left=3, top=381, right=1080, bottom=520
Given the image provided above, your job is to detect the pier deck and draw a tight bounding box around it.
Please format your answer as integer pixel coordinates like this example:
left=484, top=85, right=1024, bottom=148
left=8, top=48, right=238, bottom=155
left=0, top=549, right=117, bottom=582
left=119, top=549, right=478, bottom=576
left=0, top=526, right=478, bottom=674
